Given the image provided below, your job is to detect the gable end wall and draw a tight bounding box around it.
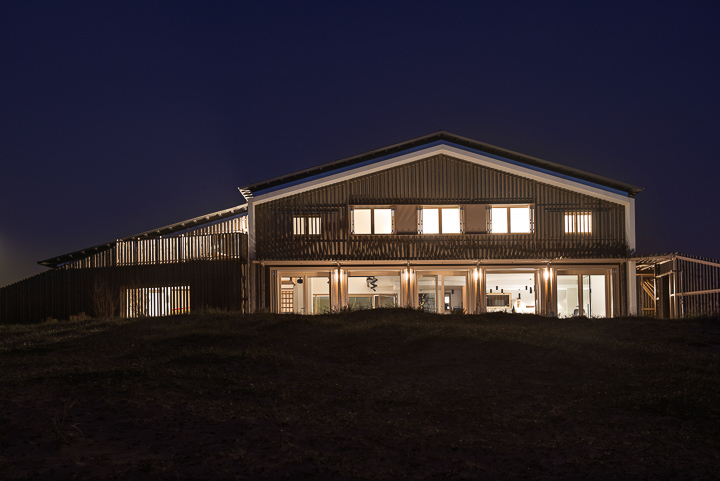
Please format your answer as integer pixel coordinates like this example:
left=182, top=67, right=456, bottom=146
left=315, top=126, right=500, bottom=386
left=254, top=154, right=628, bottom=261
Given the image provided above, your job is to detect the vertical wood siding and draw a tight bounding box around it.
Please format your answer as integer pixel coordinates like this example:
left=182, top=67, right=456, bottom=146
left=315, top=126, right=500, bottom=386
left=0, top=234, right=248, bottom=324
left=256, top=154, right=629, bottom=261
left=185, top=216, right=247, bottom=236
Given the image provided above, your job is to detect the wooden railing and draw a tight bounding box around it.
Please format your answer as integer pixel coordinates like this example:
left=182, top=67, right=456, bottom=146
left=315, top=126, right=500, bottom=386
left=116, top=233, right=247, bottom=266
left=256, top=234, right=629, bottom=261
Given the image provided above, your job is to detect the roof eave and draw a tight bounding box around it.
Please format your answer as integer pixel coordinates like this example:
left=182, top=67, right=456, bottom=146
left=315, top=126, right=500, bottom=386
left=240, top=131, right=643, bottom=197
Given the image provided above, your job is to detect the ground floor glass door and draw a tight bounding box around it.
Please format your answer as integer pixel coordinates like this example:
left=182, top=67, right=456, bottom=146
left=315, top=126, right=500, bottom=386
left=279, top=274, right=331, bottom=314
left=557, top=275, right=580, bottom=317
left=418, top=275, right=437, bottom=312
left=485, top=272, right=537, bottom=314
left=582, top=275, right=606, bottom=317
left=557, top=272, right=608, bottom=317
left=347, top=274, right=400, bottom=310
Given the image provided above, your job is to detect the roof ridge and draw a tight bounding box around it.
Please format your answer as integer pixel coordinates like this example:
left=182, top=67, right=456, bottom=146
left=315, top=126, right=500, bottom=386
left=240, top=132, right=643, bottom=197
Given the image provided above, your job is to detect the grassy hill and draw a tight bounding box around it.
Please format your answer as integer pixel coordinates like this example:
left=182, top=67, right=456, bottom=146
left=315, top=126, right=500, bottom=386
left=1, top=310, right=719, bottom=479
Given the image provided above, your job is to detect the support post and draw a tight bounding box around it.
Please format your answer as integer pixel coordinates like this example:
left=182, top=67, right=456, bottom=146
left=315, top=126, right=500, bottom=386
left=627, top=260, right=638, bottom=316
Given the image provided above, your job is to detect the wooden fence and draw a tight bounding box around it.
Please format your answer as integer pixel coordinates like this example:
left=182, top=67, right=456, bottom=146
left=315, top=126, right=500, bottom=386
left=636, top=255, right=720, bottom=318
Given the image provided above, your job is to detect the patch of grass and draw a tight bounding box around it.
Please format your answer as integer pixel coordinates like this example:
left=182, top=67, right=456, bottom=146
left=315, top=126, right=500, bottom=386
left=51, top=398, right=82, bottom=448
left=0, top=310, right=718, bottom=479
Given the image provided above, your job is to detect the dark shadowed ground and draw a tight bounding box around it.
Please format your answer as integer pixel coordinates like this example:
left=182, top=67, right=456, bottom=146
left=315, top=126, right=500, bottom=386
left=1, top=310, right=718, bottom=480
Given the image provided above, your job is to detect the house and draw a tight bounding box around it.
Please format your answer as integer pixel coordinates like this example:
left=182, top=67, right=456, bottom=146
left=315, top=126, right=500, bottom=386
left=2, top=132, right=719, bottom=322
left=241, top=132, right=640, bottom=317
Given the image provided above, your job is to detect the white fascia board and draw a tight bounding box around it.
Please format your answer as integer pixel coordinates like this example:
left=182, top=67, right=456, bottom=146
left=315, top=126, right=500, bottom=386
left=248, top=198, right=256, bottom=259
left=627, top=198, right=636, bottom=252
left=252, top=144, right=631, bottom=206
left=250, top=143, right=635, bottom=247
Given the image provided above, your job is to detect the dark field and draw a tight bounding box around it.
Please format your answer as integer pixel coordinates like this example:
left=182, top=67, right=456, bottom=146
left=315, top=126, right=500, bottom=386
left=1, top=310, right=719, bottom=480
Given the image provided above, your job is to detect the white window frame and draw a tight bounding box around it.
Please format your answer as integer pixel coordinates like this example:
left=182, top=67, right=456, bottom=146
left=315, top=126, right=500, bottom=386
left=350, top=206, right=395, bottom=234
left=489, top=205, right=534, bottom=234
left=419, top=206, right=464, bottom=235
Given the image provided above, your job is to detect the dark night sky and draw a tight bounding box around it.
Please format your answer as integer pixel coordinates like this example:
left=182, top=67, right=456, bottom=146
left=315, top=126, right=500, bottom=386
left=2, top=1, right=719, bottom=287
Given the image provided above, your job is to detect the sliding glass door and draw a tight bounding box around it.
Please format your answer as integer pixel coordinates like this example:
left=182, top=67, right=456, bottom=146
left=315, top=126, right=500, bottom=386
left=556, top=271, right=608, bottom=317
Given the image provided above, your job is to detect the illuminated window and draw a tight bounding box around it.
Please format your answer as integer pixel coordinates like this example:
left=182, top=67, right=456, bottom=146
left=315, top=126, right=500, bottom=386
left=351, top=207, right=394, bottom=234
left=422, top=208, right=440, bottom=234
left=293, top=216, right=321, bottom=235
left=353, top=209, right=372, bottom=234
left=420, top=207, right=462, bottom=234
left=491, top=206, right=532, bottom=233
left=374, top=209, right=393, bottom=234
left=125, top=286, right=190, bottom=317
left=293, top=217, right=305, bottom=235
left=491, top=207, right=508, bottom=233
left=442, top=208, right=461, bottom=234
left=308, top=217, right=321, bottom=235
left=565, top=212, right=592, bottom=234
left=510, top=207, right=531, bottom=233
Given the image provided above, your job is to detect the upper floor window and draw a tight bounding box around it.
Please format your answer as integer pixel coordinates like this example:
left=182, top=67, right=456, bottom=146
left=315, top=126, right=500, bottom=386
left=351, top=207, right=394, bottom=234
left=420, top=207, right=462, bottom=234
left=293, top=216, right=321, bottom=235
left=564, top=212, right=592, bottom=234
left=491, top=205, right=532, bottom=234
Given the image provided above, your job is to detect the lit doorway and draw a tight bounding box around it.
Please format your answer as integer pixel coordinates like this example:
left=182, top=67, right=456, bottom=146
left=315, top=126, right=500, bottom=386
left=346, top=272, right=401, bottom=310
left=485, top=272, right=537, bottom=314
left=416, top=271, right=468, bottom=313
left=277, top=273, right=331, bottom=314
left=556, top=272, right=608, bottom=317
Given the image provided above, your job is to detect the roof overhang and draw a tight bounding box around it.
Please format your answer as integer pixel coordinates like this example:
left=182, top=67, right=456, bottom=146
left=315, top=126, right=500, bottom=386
left=247, top=142, right=636, bottom=208
left=241, top=131, right=643, bottom=198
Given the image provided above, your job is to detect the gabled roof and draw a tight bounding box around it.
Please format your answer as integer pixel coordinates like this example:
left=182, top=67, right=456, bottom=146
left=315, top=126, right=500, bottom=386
left=39, top=204, right=247, bottom=268
left=241, top=131, right=643, bottom=197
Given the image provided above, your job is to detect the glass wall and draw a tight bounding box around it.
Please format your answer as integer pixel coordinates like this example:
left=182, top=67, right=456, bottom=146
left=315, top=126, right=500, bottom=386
left=444, top=275, right=467, bottom=312
left=557, top=275, right=580, bottom=317
left=418, top=275, right=437, bottom=312
left=582, top=275, right=606, bottom=317
left=347, top=274, right=401, bottom=310
left=556, top=272, right=608, bottom=317
left=417, top=272, right=468, bottom=313
left=485, top=272, right=537, bottom=314
left=279, top=273, right=330, bottom=314
left=310, top=276, right=330, bottom=313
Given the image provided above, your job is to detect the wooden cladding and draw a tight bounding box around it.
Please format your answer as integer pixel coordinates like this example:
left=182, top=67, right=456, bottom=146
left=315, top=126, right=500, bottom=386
left=464, top=204, right=487, bottom=234
left=63, top=233, right=247, bottom=269
left=116, top=234, right=246, bottom=266
left=255, top=154, right=628, bottom=261
left=0, top=260, right=247, bottom=324
left=395, top=205, right=417, bottom=234
left=185, top=216, right=247, bottom=236
left=258, top=234, right=625, bottom=261
left=0, top=233, right=250, bottom=323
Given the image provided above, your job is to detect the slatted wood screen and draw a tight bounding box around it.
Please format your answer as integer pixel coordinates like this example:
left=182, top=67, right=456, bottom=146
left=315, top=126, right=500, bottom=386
left=0, top=233, right=248, bottom=324
left=677, top=257, right=720, bottom=317
left=255, top=154, right=629, bottom=261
